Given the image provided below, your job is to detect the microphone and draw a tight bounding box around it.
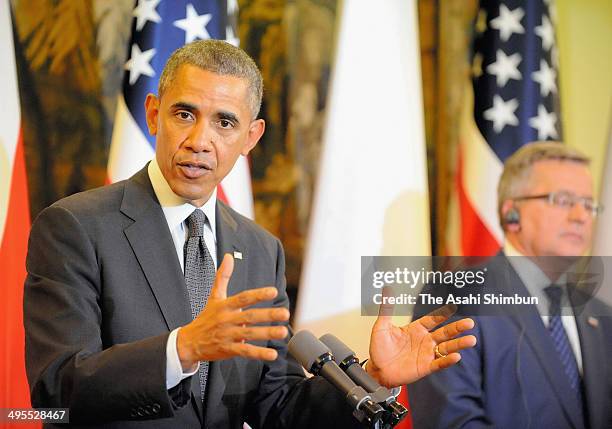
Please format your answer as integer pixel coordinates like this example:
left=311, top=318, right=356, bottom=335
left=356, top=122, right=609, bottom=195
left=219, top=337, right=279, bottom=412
left=288, top=330, right=385, bottom=427
left=319, top=333, right=409, bottom=427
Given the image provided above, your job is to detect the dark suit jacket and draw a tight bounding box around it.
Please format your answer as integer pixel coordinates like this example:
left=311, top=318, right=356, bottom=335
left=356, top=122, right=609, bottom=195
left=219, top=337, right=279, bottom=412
left=408, top=254, right=612, bottom=429
left=24, top=166, right=355, bottom=428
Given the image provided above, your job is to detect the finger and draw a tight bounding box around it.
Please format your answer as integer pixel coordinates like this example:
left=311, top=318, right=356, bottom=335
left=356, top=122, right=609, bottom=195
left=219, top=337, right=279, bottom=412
left=430, top=353, right=462, bottom=372
left=229, top=307, right=290, bottom=325
left=415, top=303, right=458, bottom=330
left=225, top=287, right=279, bottom=310
left=435, top=335, right=477, bottom=356
left=430, top=318, right=475, bottom=343
left=210, top=253, right=234, bottom=300
left=373, top=286, right=396, bottom=333
left=225, top=325, right=288, bottom=342
left=222, top=342, right=279, bottom=361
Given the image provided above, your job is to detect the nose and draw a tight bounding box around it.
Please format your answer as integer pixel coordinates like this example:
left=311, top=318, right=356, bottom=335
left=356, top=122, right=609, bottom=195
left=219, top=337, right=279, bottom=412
left=185, top=120, right=214, bottom=153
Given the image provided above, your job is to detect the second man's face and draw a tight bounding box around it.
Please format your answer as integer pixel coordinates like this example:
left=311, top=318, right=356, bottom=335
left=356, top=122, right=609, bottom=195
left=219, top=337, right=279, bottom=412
left=145, top=65, right=264, bottom=207
left=512, top=160, right=594, bottom=257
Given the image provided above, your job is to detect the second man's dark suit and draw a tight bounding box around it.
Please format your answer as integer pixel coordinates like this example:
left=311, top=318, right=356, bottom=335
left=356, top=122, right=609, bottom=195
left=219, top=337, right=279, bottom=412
left=408, top=254, right=612, bottom=429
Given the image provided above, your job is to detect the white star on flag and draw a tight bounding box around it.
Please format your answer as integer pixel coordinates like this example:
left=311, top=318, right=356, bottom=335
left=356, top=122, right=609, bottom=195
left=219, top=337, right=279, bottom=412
left=174, top=3, right=212, bottom=44
left=535, top=14, right=554, bottom=51
left=486, top=49, right=522, bottom=87
left=532, top=59, right=557, bottom=96
left=490, top=4, right=525, bottom=42
left=484, top=95, right=519, bottom=133
left=133, top=0, right=161, bottom=31
left=529, top=104, right=558, bottom=140
left=124, top=44, right=156, bottom=85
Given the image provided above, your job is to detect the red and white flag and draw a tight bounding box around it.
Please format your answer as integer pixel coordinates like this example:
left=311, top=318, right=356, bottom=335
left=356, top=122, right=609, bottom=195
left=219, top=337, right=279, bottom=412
left=0, top=1, right=38, bottom=423
left=295, top=1, right=430, bottom=427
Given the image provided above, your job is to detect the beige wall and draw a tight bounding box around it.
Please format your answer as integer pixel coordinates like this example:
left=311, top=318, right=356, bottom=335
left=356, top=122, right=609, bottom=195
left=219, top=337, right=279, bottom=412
left=557, top=0, right=612, bottom=195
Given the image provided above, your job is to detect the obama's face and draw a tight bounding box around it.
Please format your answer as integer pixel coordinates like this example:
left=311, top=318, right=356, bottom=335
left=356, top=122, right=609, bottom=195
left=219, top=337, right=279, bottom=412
left=145, top=65, right=264, bottom=206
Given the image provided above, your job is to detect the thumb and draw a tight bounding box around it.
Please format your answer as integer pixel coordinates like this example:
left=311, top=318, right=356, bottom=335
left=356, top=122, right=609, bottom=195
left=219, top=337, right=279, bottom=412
left=375, top=285, right=395, bottom=328
left=210, top=253, right=234, bottom=300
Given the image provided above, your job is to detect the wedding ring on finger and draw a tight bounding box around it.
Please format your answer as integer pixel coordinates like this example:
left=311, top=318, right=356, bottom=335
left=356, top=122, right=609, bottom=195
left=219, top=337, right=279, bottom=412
left=434, top=344, right=447, bottom=359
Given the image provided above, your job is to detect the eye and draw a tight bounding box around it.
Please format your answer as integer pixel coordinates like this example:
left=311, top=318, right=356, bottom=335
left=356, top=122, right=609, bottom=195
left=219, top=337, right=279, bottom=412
left=582, top=199, right=595, bottom=213
left=218, top=119, right=234, bottom=129
left=552, top=192, right=573, bottom=207
left=176, top=111, right=194, bottom=121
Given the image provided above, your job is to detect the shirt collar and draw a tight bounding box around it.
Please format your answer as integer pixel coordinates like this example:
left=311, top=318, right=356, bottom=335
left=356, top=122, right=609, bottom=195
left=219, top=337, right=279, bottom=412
left=504, top=241, right=553, bottom=290
left=503, top=240, right=568, bottom=312
left=148, top=158, right=217, bottom=237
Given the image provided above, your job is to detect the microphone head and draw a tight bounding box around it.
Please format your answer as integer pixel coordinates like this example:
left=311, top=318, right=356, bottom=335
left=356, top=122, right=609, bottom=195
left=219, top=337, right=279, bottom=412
left=288, top=330, right=332, bottom=372
left=319, top=334, right=356, bottom=362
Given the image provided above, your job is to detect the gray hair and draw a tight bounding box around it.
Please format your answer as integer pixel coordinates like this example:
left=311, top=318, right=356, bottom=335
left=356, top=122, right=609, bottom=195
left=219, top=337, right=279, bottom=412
left=497, top=141, right=590, bottom=226
left=158, top=39, right=263, bottom=119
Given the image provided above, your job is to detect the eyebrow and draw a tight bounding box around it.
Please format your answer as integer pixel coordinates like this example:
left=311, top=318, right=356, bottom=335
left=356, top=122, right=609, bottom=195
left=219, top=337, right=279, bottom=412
left=170, top=103, right=241, bottom=124
left=218, top=110, right=240, bottom=125
left=555, top=190, right=594, bottom=198
left=171, top=101, right=198, bottom=112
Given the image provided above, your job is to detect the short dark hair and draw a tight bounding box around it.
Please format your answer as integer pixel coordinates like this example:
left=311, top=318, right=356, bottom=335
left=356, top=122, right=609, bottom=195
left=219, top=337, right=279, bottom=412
left=158, top=40, right=263, bottom=119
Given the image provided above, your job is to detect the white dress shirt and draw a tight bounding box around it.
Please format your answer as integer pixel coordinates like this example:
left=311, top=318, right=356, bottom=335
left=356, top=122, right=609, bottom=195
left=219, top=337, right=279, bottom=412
left=504, top=241, right=583, bottom=373
left=147, top=159, right=218, bottom=389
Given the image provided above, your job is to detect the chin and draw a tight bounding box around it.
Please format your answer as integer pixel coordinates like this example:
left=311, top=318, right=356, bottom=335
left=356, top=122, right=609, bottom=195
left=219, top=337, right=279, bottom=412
left=553, top=246, right=587, bottom=258
left=171, top=184, right=212, bottom=203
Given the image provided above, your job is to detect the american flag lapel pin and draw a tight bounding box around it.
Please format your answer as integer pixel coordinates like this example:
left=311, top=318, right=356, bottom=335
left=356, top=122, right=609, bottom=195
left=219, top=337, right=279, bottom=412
left=233, top=251, right=243, bottom=260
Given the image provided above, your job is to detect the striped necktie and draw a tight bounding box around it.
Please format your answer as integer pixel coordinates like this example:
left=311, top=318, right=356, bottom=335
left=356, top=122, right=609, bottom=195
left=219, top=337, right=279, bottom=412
left=544, top=285, right=585, bottom=412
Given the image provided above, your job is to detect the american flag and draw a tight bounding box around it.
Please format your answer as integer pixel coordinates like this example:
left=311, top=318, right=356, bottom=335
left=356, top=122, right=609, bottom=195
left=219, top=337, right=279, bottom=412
left=108, top=0, right=254, bottom=218
left=449, top=0, right=562, bottom=255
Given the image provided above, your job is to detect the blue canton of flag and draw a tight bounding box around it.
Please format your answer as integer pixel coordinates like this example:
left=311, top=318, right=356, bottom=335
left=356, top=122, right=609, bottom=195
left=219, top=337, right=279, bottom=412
left=473, top=0, right=562, bottom=162
left=123, top=0, right=239, bottom=149
left=447, top=0, right=563, bottom=256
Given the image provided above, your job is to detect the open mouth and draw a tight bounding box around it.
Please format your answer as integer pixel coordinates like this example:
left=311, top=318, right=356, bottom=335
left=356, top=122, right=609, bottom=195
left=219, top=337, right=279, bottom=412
left=177, top=162, right=212, bottom=178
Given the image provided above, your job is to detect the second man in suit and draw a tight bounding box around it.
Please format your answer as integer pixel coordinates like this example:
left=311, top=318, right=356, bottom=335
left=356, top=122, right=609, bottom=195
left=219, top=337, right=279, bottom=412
left=409, top=142, right=612, bottom=429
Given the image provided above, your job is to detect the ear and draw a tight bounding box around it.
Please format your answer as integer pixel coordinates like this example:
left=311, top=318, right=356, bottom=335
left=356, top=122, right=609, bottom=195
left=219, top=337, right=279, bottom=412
left=144, top=93, right=160, bottom=136
left=501, top=200, right=520, bottom=233
left=241, top=119, right=265, bottom=156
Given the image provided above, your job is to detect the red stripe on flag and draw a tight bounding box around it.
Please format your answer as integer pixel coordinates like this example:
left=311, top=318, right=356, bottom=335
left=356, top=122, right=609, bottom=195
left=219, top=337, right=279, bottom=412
left=0, top=131, right=40, bottom=427
left=456, top=150, right=500, bottom=256
left=216, top=184, right=229, bottom=205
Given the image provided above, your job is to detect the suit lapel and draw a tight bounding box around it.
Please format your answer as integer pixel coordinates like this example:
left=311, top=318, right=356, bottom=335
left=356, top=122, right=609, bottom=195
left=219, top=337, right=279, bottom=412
left=572, top=293, right=605, bottom=429
left=121, top=170, right=257, bottom=424
left=214, top=201, right=247, bottom=295
left=120, top=167, right=192, bottom=331
left=122, top=168, right=206, bottom=423
left=513, top=307, right=584, bottom=429
left=496, top=258, right=585, bottom=429
left=203, top=201, right=247, bottom=424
